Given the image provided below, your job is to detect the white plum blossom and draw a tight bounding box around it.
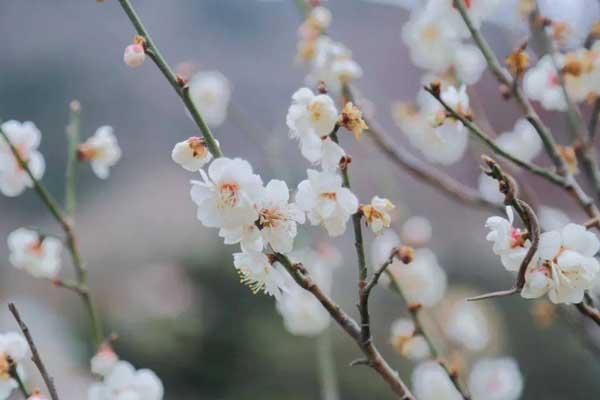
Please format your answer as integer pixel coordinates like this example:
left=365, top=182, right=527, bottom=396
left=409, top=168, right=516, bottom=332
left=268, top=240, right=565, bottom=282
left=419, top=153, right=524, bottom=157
left=171, top=137, right=213, bottom=172
left=8, top=228, right=62, bottom=279
left=523, top=55, right=567, bottom=111
left=320, top=137, right=346, bottom=172
left=0, top=120, right=45, bottom=197
left=233, top=251, right=292, bottom=299
left=370, top=229, right=401, bottom=267
left=388, top=248, right=447, bottom=307
left=123, top=44, right=145, bottom=68
left=88, top=360, right=163, bottom=400
left=79, top=126, right=122, bottom=179
left=390, top=318, right=431, bottom=361
left=412, top=360, right=462, bottom=400
left=305, top=37, right=362, bottom=92
left=188, top=70, right=231, bottom=127
left=521, top=223, right=600, bottom=304
left=190, top=157, right=263, bottom=230
left=468, top=357, right=523, bottom=400
left=443, top=301, right=490, bottom=351
left=538, top=0, right=600, bottom=49
left=485, top=207, right=530, bottom=271
left=219, top=179, right=305, bottom=253
left=401, top=216, right=432, bottom=246
left=91, top=344, right=119, bottom=377
left=362, top=196, right=395, bottom=234
left=27, top=392, right=48, bottom=400
left=0, top=332, right=29, bottom=400
left=495, top=118, right=542, bottom=164
left=295, top=169, right=359, bottom=237
left=275, top=247, right=338, bottom=336
left=286, top=88, right=339, bottom=165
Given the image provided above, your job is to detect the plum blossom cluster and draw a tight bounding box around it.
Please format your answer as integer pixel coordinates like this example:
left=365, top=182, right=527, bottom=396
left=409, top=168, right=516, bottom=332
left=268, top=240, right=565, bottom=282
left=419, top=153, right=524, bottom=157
left=0, top=332, right=28, bottom=400
left=486, top=207, right=600, bottom=304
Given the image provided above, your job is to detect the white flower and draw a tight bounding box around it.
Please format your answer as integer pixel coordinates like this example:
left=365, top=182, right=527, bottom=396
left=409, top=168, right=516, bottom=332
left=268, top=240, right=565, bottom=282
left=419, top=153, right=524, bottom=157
left=309, top=6, right=332, bottom=31
left=0, top=332, right=29, bottom=400
left=331, top=58, right=363, bottom=83
left=8, top=228, right=62, bottom=279
left=88, top=360, right=163, bottom=400
left=370, top=229, right=401, bottom=267
left=233, top=252, right=291, bottom=299
left=390, top=319, right=431, bottom=361
left=320, top=137, right=346, bottom=172
left=538, top=206, right=569, bottom=232
left=305, top=37, right=362, bottom=92
left=123, top=44, right=145, bottom=68
left=478, top=172, right=504, bottom=205
left=79, top=126, right=122, bottom=179
left=485, top=207, right=530, bottom=271
left=27, top=392, right=48, bottom=400
left=401, top=216, right=432, bottom=246
left=276, top=247, right=337, bottom=336
left=91, top=344, right=119, bottom=377
left=538, top=0, right=600, bottom=49
left=452, top=43, right=487, bottom=85
left=295, top=169, right=358, bottom=237
left=361, top=196, right=395, bottom=234
left=521, top=224, right=600, bottom=304
left=388, top=248, right=447, bottom=307
left=468, top=357, right=523, bottom=400
left=443, top=301, right=490, bottom=351
left=496, top=118, right=542, bottom=163
left=190, top=157, right=263, bottom=230
left=188, top=70, right=231, bottom=127
left=286, top=88, right=338, bottom=164
left=412, top=361, right=462, bottom=400
left=0, top=120, right=45, bottom=197
left=219, top=179, right=305, bottom=253
left=171, top=137, right=213, bottom=171
left=524, top=55, right=567, bottom=111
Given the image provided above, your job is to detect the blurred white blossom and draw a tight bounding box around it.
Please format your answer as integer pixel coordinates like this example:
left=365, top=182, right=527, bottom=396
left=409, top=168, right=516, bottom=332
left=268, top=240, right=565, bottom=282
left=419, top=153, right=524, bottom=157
left=412, top=360, right=462, bottom=400
left=0, top=332, right=29, bottom=400
left=88, top=360, right=163, bottom=400
left=79, top=126, right=122, bottom=179
left=188, top=70, right=231, bottom=127
left=443, top=301, right=490, bottom=351
left=469, top=357, right=523, bottom=400
left=390, top=318, right=431, bottom=361
left=8, top=228, right=62, bottom=279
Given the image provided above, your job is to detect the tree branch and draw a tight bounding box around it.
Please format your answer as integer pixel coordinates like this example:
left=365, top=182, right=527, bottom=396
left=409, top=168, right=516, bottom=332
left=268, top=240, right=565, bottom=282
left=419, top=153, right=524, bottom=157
left=9, top=303, right=60, bottom=400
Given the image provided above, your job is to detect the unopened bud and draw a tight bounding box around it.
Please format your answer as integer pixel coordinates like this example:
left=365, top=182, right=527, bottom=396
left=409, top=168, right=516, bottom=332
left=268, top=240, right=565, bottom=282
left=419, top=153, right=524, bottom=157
left=123, top=43, right=145, bottom=68
left=396, top=245, right=415, bottom=264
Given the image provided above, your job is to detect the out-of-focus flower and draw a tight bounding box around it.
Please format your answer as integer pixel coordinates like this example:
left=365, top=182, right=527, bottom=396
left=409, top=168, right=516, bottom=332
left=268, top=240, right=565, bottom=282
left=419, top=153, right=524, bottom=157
left=538, top=0, right=600, bottom=49
left=523, top=55, right=567, bottom=111
left=123, top=43, right=145, bottom=68
left=91, top=344, right=119, bottom=377
left=370, top=229, right=401, bottom=267
left=412, top=360, right=462, bottom=400
left=78, top=126, right=121, bottom=179
left=0, top=120, right=45, bottom=197
left=27, top=391, right=48, bottom=400
left=521, top=223, right=600, bottom=304
left=0, top=332, right=29, bottom=400
left=401, top=216, right=432, bottom=247
left=468, top=357, right=523, bottom=400
left=390, top=318, right=431, bottom=361
left=188, top=70, right=231, bottom=127
left=361, top=196, right=395, bottom=234
left=478, top=173, right=504, bottom=205
left=220, top=179, right=305, bottom=253
left=388, top=248, right=447, bottom=307
left=495, top=118, right=542, bottom=163
left=88, top=360, right=163, bottom=400
left=485, top=207, right=530, bottom=271
left=286, top=88, right=338, bottom=164
left=296, top=169, right=359, bottom=237
left=8, top=228, right=62, bottom=279
left=443, top=301, right=490, bottom=351
left=233, top=252, right=291, bottom=299
left=538, top=206, right=570, bottom=232
left=275, top=247, right=337, bottom=336
left=304, top=37, right=362, bottom=92
left=171, top=137, right=213, bottom=171
left=190, top=157, right=263, bottom=230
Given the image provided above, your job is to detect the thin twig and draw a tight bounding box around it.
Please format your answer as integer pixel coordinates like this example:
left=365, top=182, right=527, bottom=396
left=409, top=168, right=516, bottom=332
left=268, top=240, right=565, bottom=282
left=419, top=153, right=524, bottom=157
left=116, top=0, right=222, bottom=158
left=575, top=302, right=600, bottom=327
left=65, top=100, right=81, bottom=217
left=9, top=303, right=60, bottom=400
left=0, top=124, right=104, bottom=348
left=8, top=357, right=30, bottom=398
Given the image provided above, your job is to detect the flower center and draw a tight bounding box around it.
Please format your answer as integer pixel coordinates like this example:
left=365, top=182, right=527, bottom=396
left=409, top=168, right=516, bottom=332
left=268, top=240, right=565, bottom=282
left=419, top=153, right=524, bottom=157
left=218, top=182, right=240, bottom=208
left=28, top=239, right=44, bottom=256
left=78, top=144, right=103, bottom=161
left=548, top=73, right=560, bottom=87
left=0, top=353, right=10, bottom=380
left=308, top=101, right=325, bottom=121
left=320, top=192, right=337, bottom=200
left=422, top=25, right=440, bottom=42
left=510, top=228, right=525, bottom=248
left=259, top=207, right=285, bottom=229
left=187, top=137, right=208, bottom=159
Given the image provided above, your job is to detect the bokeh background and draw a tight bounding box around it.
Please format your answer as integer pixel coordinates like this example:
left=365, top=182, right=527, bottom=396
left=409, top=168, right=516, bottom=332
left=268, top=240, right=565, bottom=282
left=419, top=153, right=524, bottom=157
left=1, top=1, right=600, bottom=399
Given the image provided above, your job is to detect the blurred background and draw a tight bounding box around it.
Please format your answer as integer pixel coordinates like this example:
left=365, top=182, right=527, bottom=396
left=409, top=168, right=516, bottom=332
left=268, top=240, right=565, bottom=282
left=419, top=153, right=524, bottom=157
left=1, top=1, right=600, bottom=399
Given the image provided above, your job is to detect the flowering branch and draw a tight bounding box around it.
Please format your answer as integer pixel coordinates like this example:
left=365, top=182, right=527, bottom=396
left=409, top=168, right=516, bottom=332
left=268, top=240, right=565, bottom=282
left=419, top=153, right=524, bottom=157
left=116, top=0, right=222, bottom=158
left=0, top=124, right=104, bottom=348
left=9, top=303, right=60, bottom=400
left=344, top=85, right=500, bottom=212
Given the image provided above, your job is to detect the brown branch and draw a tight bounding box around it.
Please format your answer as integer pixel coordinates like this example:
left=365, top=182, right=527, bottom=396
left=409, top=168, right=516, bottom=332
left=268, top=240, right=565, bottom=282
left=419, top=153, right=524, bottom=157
left=8, top=303, right=60, bottom=400
left=275, top=255, right=415, bottom=399
left=575, top=302, right=600, bottom=327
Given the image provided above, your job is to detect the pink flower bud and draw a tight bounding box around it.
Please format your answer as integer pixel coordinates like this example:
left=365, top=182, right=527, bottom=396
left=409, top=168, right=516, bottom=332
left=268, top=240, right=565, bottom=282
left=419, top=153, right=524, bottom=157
left=123, top=44, right=145, bottom=68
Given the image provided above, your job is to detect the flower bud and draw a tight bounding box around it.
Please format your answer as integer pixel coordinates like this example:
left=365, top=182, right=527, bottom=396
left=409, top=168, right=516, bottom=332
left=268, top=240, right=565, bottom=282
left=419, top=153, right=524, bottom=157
left=123, top=43, right=145, bottom=68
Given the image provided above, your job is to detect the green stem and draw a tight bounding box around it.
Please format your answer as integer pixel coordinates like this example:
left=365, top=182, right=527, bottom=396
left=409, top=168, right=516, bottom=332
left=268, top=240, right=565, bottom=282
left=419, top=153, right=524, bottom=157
left=116, top=0, right=222, bottom=158
left=11, top=367, right=30, bottom=398
left=65, top=100, right=81, bottom=217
